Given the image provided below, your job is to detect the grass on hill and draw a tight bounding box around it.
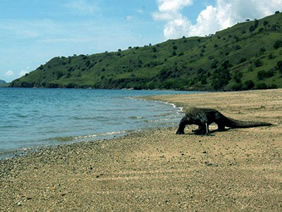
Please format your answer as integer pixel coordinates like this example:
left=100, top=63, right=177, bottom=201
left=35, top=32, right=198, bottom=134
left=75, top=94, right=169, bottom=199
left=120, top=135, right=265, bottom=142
left=10, top=12, right=282, bottom=91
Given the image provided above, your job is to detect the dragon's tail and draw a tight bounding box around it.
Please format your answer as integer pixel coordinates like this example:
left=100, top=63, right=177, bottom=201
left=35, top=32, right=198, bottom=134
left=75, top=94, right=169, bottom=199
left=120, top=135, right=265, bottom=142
left=224, top=117, right=272, bottom=128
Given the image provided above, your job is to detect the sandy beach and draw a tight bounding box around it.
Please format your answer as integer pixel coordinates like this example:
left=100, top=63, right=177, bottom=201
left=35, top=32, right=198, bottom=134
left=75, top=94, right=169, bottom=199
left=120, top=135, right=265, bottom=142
left=0, top=89, right=281, bottom=211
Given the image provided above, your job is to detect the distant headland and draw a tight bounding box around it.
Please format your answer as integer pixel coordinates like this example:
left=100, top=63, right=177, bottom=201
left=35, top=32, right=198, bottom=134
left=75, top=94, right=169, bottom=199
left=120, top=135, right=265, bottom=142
left=0, top=79, right=6, bottom=84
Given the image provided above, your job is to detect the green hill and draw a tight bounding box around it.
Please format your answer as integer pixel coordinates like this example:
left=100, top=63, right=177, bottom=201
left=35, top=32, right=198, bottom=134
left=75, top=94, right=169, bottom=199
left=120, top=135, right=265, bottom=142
left=11, top=12, right=282, bottom=91
left=0, top=79, right=6, bottom=84
left=0, top=79, right=9, bottom=87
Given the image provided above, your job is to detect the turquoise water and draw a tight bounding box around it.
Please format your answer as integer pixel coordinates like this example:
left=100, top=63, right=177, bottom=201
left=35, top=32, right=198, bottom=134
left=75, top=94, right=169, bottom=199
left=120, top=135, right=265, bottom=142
left=0, top=88, right=194, bottom=158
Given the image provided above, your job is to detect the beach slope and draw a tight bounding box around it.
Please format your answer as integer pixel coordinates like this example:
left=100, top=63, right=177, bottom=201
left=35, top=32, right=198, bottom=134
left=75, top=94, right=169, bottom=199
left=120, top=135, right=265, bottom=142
left=1, top=89, right=281, bottom=211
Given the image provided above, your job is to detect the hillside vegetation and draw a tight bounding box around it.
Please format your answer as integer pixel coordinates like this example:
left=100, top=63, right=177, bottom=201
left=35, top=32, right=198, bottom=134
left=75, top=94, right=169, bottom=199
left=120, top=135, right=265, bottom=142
left=11, top=12, right=282, bottom=90
left=0, top=80, right=9, bottom=87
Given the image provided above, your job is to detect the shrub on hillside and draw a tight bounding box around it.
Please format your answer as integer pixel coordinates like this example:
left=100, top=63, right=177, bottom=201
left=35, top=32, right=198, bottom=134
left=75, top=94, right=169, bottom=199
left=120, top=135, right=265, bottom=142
left=211, top=60, right=218, bottom=69
left=57, top=72, right=64, bottom=80
left=254, top=59, right=263, bottom=67
left=249, top=19, right=259, bottom=32
left=211, top=68, right=231, bottom=90
left=239, top=58, right=247, bottom=63
left=268, top=53, right=275, bottom=59
left=39, top=65, right=44, bottom=70
left=244, top=80, right=255, bottom=89
left=276, top=61, right=282, bottom=75
left=231, top=83, right=243, bottom=91
left=248, top=66, right=254, bottom=72
left=233, top=71, right=243, bottom=83
left=257, top=70, right=274, bottom=80
left=233, top=45, right=241, bottom=50
left=260, top=47, right=266, bottom=53
left=256, top=83, right=268, bottom=89
left=273, top=40, right=282, bottom=49
left=201, top=78, right=207, bottom=85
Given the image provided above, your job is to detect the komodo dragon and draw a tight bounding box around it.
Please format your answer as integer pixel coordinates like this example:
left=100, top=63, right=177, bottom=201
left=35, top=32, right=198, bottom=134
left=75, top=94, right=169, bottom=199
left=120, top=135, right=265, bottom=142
left=176, top=107, right=272, bottom=135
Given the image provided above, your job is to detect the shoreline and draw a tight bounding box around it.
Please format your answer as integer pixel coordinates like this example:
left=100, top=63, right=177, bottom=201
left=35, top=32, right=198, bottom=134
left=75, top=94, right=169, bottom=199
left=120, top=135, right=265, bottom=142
left=0, top=101, right=183, bottom=161
left=0, top=89, right=189, bottom=160
left=1, top=89, right=281, bottom=211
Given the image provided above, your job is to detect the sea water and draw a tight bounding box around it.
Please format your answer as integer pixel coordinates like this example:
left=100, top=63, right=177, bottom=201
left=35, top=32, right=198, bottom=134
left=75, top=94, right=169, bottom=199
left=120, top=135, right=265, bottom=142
left=0, top=88, right=195, bottom=158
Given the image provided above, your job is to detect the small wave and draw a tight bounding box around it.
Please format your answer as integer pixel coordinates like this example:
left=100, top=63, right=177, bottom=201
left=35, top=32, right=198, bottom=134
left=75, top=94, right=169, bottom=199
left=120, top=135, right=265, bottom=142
left=178, top=107, right=184, bottom=113
left=14, top=113, right=28, bottom=118
left=73, top=116, right=108, bottom=121
left=152, top=113, right=174, bottom=118
left=53, top=134, right=98, bottom=142
left=163, top=102, right=184, bottom=113
left=163, top=101, right=177, bottom=108
left=0, top=146, right=36, bottom=159
left=129, top=116, right=143, bottom=119
left=53, top=136, right=79, bottom=142
left=53, top=131, right=127, bottom=143
left=0, top=125, right=19, bottom=129
left=144, top=118, right=171, bottom=123
left=145, top=99, right=183, bottom=113
left=98, top=131, right=127, bottom=136
left=73, top=134, right=98, bottom=140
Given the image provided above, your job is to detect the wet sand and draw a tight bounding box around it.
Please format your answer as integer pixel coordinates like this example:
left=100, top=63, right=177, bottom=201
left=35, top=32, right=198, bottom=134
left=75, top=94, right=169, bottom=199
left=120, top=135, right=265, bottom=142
left=0, top=89, right=281, bottom=211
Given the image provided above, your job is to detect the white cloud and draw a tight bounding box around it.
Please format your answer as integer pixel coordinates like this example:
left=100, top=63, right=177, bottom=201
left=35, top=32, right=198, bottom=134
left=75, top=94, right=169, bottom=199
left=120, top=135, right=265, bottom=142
left=156, top=0, right=193, bottom=12
left=64, top=0, right=100, bottom=14
left=153, top=0, right=193, bottom=39
left=19, top=70, right=28, bottom=77
left=154, top=0, right=282, bottom=39
left=137, top=8, right=144, bottom=14
left=0, top=19, right=60, bottom=41
left=22, top=30, right=39, bottom=39
left=163, top=15, right=191, bottom=39
left=126, top=16, right=133, bottom=21
left=19, top=66, right=31, bottom=77
left=190, top=0, right=282, bottom=36
left=5, top=70, right=14, bottom=77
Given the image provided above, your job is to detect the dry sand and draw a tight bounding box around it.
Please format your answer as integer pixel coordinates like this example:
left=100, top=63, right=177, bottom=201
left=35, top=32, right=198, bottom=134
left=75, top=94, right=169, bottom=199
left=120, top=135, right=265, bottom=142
left=0, top=89, right=281, bottom=211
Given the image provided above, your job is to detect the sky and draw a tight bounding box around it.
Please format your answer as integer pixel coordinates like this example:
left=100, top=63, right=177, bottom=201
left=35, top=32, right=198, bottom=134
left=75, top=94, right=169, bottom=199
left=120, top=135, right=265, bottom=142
left=0, top=0, right=281, bottom=82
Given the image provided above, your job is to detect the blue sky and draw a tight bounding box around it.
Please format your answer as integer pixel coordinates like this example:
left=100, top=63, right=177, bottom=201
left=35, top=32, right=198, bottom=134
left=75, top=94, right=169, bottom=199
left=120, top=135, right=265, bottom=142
left=1, top=0, right=281, bottom=82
